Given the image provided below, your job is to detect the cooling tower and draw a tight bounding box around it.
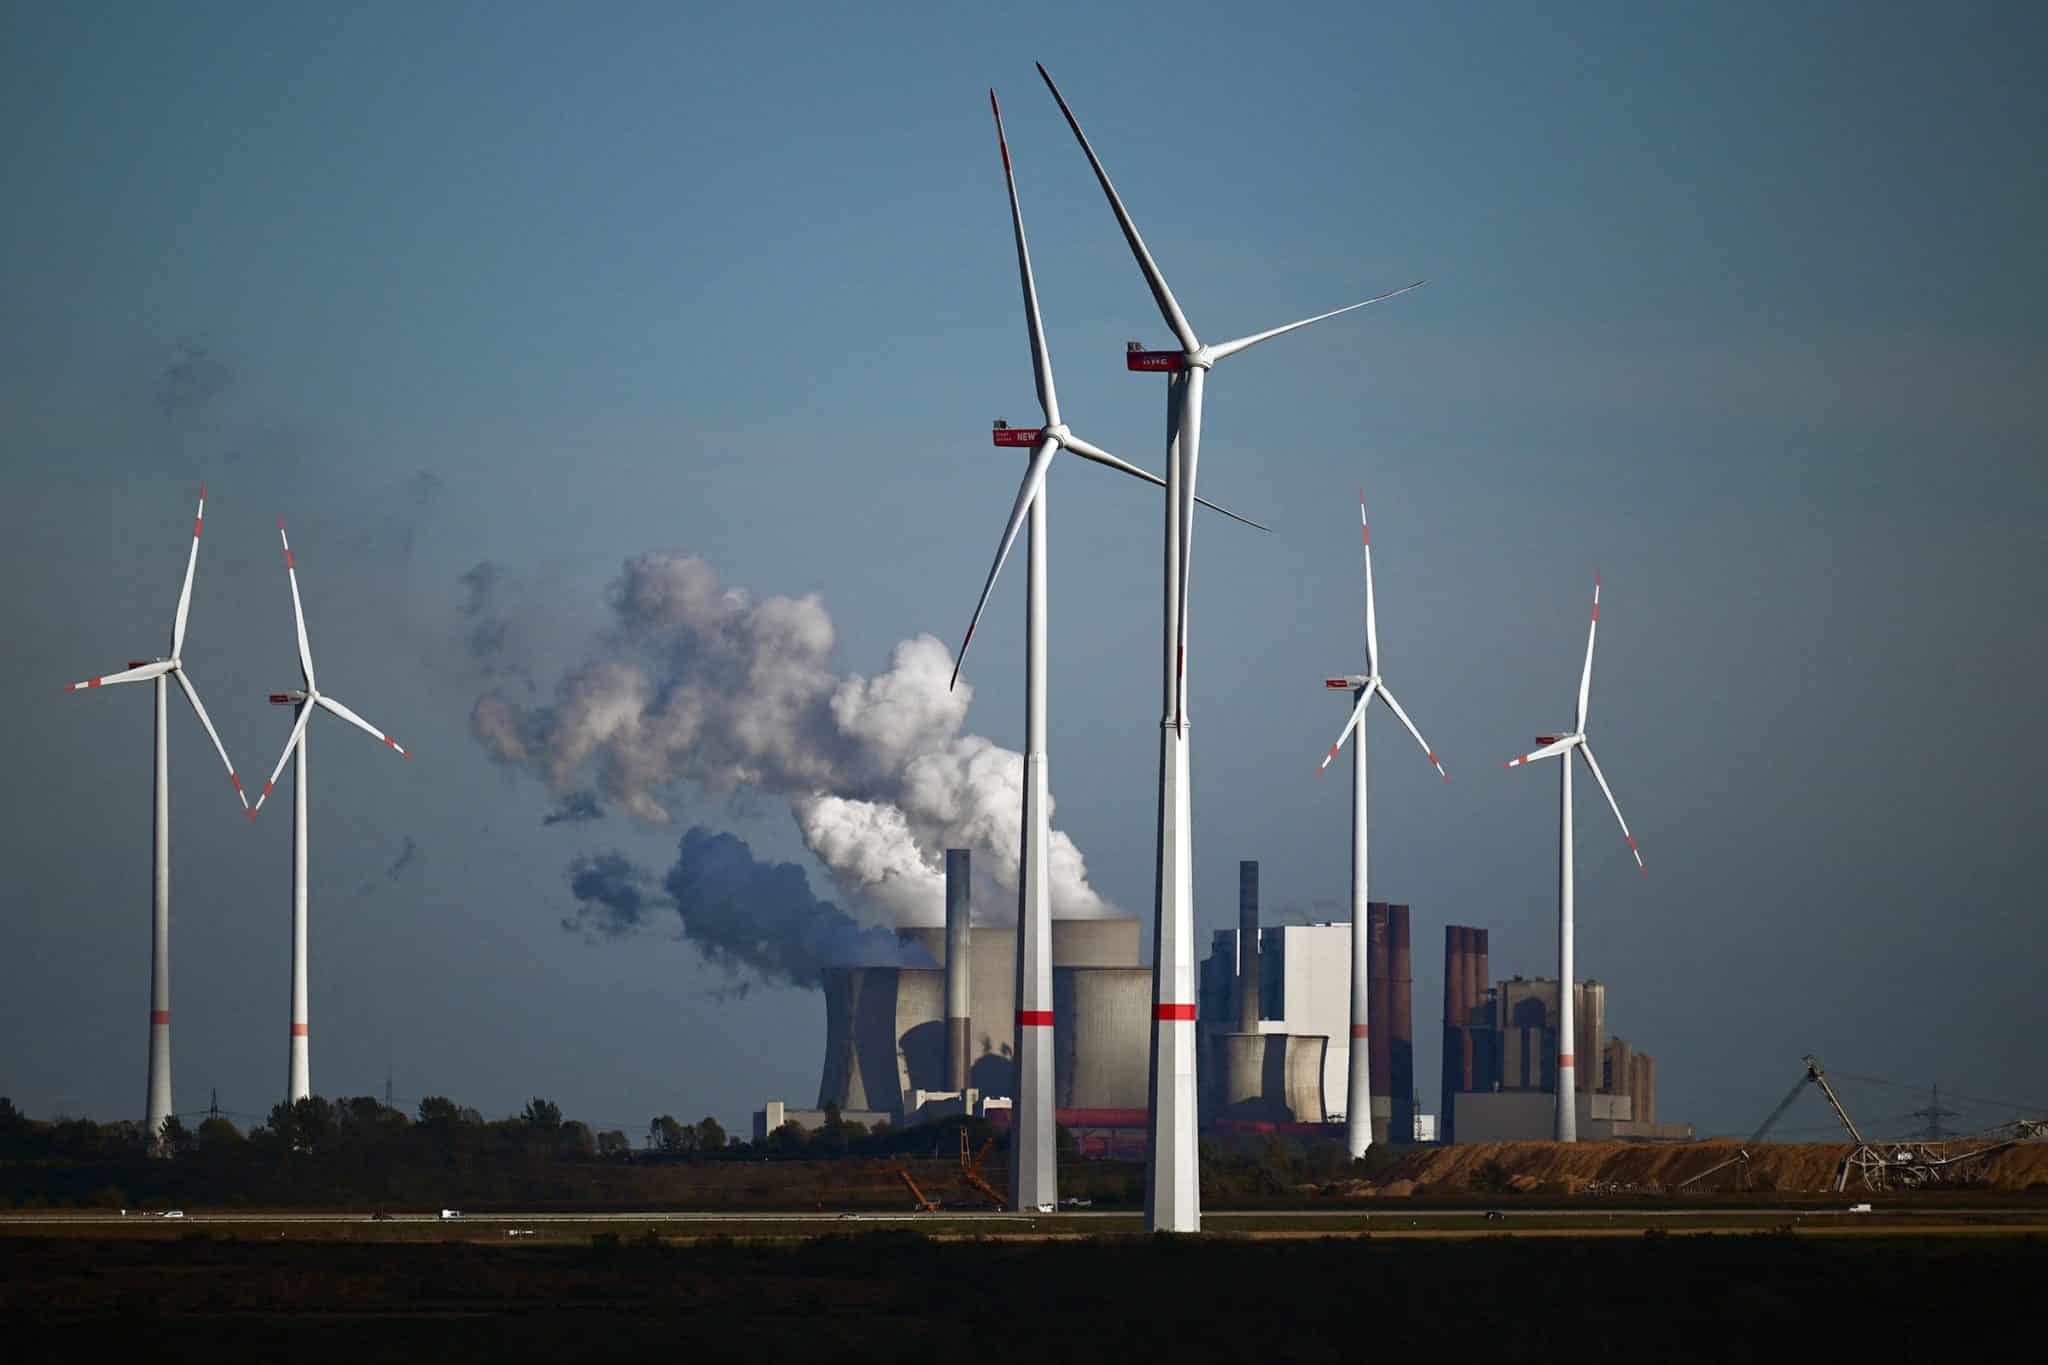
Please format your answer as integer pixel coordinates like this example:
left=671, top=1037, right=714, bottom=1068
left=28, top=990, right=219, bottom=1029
left=820, top=920, right=1147, bottom=1122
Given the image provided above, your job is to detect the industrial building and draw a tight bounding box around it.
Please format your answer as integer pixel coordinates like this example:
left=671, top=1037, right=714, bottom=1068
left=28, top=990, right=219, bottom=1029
left=804, top=917, right=1152, bottom=1128
left=1439, top=923, right=1691, bottom=1141
left=1195, top=870, right=1419, bottom=1139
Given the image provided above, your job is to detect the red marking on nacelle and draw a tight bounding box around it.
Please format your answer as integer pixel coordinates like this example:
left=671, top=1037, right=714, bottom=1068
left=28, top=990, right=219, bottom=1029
left=129, top=661, right=152, bottom=669
left=270, top=694, right=295, bottom=704
left=993, top=427, right=1042, bottom=447
left=1325, top=679, right=1352, bottom=689
left=1016, top=1010, right=1054, bottom=1027
left=1154, top=1003, right=1196, bottom=1022
left=1535, top=735, right=1558, bottom=744
left=1126, top=350, right=1185, bottom=372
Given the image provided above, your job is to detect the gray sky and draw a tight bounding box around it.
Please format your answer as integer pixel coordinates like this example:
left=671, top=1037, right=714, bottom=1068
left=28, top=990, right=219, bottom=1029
left=3, top=0, right=2043, bottom=1140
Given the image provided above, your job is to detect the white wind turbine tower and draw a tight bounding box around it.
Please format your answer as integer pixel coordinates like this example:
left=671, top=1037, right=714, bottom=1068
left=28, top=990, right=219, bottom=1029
left=250, top=518, right=411, bottom=1104
left=1314, top=489, right=1446, bottom=1158
left=64, top=484, right=247, bottom=1149
left=1036, top=62, right=1421, bottom=1231
left=952, top=89, right=1264, bottom=1213
left=1502, top=575, right=1645, bottom=1141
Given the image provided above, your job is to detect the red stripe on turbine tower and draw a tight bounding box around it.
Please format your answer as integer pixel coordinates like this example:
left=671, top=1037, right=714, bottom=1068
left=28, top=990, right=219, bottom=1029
left=291, top=1023, right=309, bottom=1037
left=1351, top=1024, right=1370, bottom=1038
left=1155, top=1004, right=1196, bottom=1021
left=151, top=1010, right=169, bottom=1025
left=1016, top=1010, right=1054, bottom=1026
left=1558, top=1053, right=1575, bottom=1067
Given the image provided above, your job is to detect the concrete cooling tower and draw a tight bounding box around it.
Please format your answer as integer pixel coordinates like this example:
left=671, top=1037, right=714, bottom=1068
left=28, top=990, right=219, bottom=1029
left=817, top=920, right=1149, bottom=1124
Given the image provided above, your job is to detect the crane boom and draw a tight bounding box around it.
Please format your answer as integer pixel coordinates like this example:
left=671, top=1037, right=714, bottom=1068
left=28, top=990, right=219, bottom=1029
left=1804, top=1055, right=1868, bottom=1145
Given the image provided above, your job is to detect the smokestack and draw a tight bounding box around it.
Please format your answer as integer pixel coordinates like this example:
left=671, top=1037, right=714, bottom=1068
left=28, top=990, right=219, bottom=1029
left=946, top=849, right=971, bottom=1093
left=1441, top=925, right=1465, bottom=1142
left=1236, top=861, right=1260, bottom=1033
left=1389, top=905, right=1413, bottom=1142
left=1467, top=928, right=1489, bottom=1089
left=1458, top=929, right=1474, bottom=1088
left=1368, top=903, right=1390, bottom=1100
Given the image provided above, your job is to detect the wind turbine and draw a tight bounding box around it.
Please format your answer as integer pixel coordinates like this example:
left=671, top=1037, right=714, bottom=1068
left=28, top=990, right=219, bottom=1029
left=1502, top=575, right=1645, bottom=1141
left=63, top=485, right=246, bottom=1150
left=250, top=518, right=410, bottom=1104
left=1314, top=489, right=1446, bottom=1158
left=952, top=90, right=1263, bottom=1213
left=1036, top=62, right=1421, bottom=1231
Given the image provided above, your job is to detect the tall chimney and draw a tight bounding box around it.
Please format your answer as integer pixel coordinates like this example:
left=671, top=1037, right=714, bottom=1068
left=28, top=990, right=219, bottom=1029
left=1441, top=925, right=1466, bottom=1141
left=1389, top=905, right=1413, bottom=1141
left=1467, top=928, right=1490, bottom=1089
left=1236, top=860, right=1260, bottom=1033
left=1368, top=903, right=1391, bottom=1102
left=945, top=849, right=971, bottom=1093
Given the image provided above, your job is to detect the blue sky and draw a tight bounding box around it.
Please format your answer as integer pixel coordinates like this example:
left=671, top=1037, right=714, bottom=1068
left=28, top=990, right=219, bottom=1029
left=3, top=1, right=2042, bottom=1139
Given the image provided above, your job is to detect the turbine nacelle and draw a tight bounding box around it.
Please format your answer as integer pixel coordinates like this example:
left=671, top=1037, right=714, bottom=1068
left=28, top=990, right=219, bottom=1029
left=1325, top=674, right=1373, bottom=690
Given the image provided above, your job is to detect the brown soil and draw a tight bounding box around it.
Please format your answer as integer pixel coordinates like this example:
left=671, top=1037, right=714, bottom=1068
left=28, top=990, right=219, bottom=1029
left=1340, top=1139, right=2048, bottom=1196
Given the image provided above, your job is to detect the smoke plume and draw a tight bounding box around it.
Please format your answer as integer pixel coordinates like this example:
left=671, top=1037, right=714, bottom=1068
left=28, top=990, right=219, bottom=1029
left=471, top=552, right=1115, bottom=925
left=565, top=829, right=933, bottom=991
left=543, top=791, right=605, bottom=826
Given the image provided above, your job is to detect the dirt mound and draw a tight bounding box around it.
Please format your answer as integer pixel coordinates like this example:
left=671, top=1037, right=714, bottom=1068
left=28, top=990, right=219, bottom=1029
left=1355, top=1140, right=2048, bottom=1196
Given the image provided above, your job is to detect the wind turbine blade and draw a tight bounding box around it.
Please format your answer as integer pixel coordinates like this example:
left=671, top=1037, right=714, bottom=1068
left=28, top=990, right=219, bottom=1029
left=1035, top=62, right=1200, bottom=354
left=251, top=704, right=314, bottom=817
left=1359, top=489, right=1378, bottom=676
left=1207, top=281, right=1426, bottom=363
left=316, top=693, right=409, bottom=757
left=172, top=667, right=247, bottom=808
left=279, top=518, right=316, bottom=691
left=1316, top=681, right=1376, bottom=773
left=950, top=437, right=1058, bottom=690
left=1193, top=492, right=1268, bottom=533
left=1576, top=574, right=1600, bottom=733
left=990, top=90, right=1059, bottom=428
left=1504, top=737, right=1575, bottom=769
left=1057, top=432, right=1269, bottom=532
left=1578, top=743, right=1644, bottom=871
left=1376, top=684, right=1446, bottom=780
left=64, top=660, right=173, bottom=692
left=170, top=483, right=205, bottom=659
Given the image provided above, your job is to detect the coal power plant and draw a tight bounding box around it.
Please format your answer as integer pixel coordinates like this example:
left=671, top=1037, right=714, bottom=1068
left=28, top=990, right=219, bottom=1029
left=1195, top=873, right=1418, bottom=1140
left=1440, top=922, right=1691, bottom=1142
left=768, top=880, right=1694, bottom=1147
left=767, top=851, right=1152, bottom=1135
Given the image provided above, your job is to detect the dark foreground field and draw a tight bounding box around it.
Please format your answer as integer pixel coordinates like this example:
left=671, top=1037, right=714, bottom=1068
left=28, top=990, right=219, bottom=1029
left=6, top=1229, right=2042, bottom=1361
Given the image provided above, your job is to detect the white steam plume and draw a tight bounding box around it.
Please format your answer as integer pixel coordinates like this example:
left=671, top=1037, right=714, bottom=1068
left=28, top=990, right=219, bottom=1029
left=471, top=552, right=1116, bottom=924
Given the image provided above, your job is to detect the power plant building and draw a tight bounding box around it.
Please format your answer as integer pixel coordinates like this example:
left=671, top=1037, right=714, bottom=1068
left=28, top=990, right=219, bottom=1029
left=1197, top=896, right=1417, bottom=1137
left=811, top=919, right=1151, bottom=1127
left=1440, top=923, right=1691, bottom=1141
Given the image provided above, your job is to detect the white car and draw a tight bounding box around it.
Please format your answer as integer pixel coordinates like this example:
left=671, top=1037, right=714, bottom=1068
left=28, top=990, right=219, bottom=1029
left=439, top=1209, right=462, bottom=1220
